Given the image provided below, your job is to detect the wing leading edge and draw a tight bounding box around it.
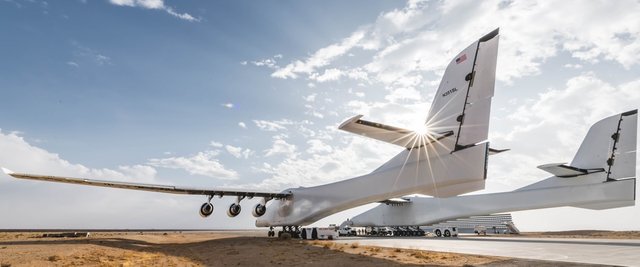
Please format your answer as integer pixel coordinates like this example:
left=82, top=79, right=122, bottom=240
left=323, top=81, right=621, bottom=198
left=2, top=168, right=290, bottom=199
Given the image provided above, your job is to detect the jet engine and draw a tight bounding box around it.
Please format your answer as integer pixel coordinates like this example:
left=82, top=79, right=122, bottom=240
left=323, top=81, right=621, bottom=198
left=199, top=202, right=214, bottom=217
left=252, top=203, right=266, bottom=217
left=227, top=203, right=241, bottom=217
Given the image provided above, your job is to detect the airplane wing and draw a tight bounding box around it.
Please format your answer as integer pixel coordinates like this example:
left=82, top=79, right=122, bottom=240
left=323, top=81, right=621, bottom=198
left=2, top=168, right=290, bottom=199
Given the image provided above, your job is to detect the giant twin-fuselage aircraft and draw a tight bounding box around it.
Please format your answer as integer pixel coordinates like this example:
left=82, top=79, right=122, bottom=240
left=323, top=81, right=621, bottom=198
left=2, top=29, right=501, bottom=234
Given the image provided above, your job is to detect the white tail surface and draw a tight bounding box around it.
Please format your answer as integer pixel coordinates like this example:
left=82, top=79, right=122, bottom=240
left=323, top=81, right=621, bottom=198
left=425, top=28, right=499, bottom=151
left=519, top=110, right=637, bottom=192
left=571, top=110, right=638, bottom=180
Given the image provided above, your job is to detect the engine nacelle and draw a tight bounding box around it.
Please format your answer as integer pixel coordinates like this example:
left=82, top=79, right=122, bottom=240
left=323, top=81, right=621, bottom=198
left=252, top=203, right=266, bottom=217
left=227, top=203, right=241, bottom=217
left=199, top=202, right=214, bottom=218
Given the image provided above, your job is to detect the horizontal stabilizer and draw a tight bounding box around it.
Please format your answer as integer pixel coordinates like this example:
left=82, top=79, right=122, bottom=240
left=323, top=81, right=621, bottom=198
left=537, top=163, right=604, bottom=178
left=339, top=115, right=453, bottom=148
left=339, top=115, right=413, bottom=147
left=488, top=147, right=509, bottom=155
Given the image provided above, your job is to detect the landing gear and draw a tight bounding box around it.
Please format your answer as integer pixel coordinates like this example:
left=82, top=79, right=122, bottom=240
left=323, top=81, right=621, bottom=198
left=435, top=229, right=442, bottom=237
left=269, top=225, right=300, bottom=238
left=267, top=226, right=275, bottom=237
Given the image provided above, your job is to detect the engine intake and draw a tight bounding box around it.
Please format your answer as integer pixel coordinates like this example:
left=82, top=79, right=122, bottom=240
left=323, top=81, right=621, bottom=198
left=227, top=203, right=241, bottom=217
left=252, top=203, right=266, bottom=217
left=199, top=202, right=214, bottom=218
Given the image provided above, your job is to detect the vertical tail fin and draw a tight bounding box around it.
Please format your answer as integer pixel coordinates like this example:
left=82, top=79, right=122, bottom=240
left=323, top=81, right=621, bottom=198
left=571, top=110, right=638, bottom=180
left=520, top=110, right=637, bottom=194
left=425, top=28, right=499, bottom=151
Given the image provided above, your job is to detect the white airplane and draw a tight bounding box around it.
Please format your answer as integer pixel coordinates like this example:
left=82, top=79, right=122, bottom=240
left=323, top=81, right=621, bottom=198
left=2, top=28, right=501, bottom=235
left=345, top=110, right=638, bottom=228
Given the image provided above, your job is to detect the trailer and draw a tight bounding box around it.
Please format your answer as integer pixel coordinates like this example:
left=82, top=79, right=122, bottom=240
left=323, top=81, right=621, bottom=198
left=433, top=226, right=458, bottom=237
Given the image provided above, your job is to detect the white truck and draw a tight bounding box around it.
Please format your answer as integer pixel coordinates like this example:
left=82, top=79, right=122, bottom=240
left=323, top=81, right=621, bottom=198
left=338, top=225, right=357, bottom=236
left=300, top=227, right=339, bottom=240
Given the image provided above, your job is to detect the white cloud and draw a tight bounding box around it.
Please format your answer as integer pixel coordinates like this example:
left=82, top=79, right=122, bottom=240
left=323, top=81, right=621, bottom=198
left=222, top=103, right=234, bottom=109
left=225, top=145, right=253, bottom=159
left=238, top=122, right=247, bottom=129
left=209, top=141, right=223, bottom=148
left=310, top=111, right=324, bottom=119
left=306, top=139, right=333, bottom=154
left=148, top=150, right=238, bottom=180
left=310, top=68, right=344, bottom=82
left=264, top=138, right=297, bottom=158
left=266, top=0, right=640, bottom=90
left=563, top=63, right=583, bottom=69
left=0, top=130, right=157, bottom=183
left=271, top=30, right=366, bottom=79
left=109, top=0, right=199, bottom=22
left=251, top=58, right=278, bottom=69
left=252, top=119, right=293, bottom=131
left=304, top=93, right=317, bottom=102
left=71, top=42, right=112, bottom=66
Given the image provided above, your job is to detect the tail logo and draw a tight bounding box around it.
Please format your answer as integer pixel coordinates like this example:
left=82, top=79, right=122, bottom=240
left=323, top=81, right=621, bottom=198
left=455, top=54, right=467, bottom=64
left=442, top=87, right=458, bottom=98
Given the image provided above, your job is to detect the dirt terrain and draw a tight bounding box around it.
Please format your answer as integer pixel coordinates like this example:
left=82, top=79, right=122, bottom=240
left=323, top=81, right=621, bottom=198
left=0, top=231, right=610, bottom=266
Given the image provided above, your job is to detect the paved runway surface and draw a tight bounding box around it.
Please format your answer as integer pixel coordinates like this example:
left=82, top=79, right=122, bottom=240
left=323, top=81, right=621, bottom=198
left=335, top=235, right=640, bottom=266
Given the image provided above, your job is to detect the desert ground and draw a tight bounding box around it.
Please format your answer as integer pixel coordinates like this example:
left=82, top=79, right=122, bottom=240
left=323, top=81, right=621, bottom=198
left=0, top=230, right=622, bottom=266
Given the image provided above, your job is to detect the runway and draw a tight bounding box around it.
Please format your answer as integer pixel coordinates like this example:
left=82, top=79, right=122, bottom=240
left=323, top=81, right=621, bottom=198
left=335, top=235, right=640, bottom=266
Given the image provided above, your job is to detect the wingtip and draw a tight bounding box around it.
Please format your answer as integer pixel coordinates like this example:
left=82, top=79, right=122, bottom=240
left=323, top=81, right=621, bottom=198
left=2, top=167, right=14, bottom=175
left=338, top=114, right=364, bottom=129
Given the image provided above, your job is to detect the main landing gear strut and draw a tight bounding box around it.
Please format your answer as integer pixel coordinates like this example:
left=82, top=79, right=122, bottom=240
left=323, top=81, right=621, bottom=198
left=268, top=226, right=300, bottom=238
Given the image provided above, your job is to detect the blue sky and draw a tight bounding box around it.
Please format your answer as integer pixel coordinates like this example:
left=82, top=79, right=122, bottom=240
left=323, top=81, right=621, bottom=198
left=1, top=0, right=639, bottom=230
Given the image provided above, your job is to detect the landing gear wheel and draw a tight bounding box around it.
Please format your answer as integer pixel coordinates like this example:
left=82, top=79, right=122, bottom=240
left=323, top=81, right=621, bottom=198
left=435, top=229, right=442, bottom=237
left=444, top=230, right=451, bottom=237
